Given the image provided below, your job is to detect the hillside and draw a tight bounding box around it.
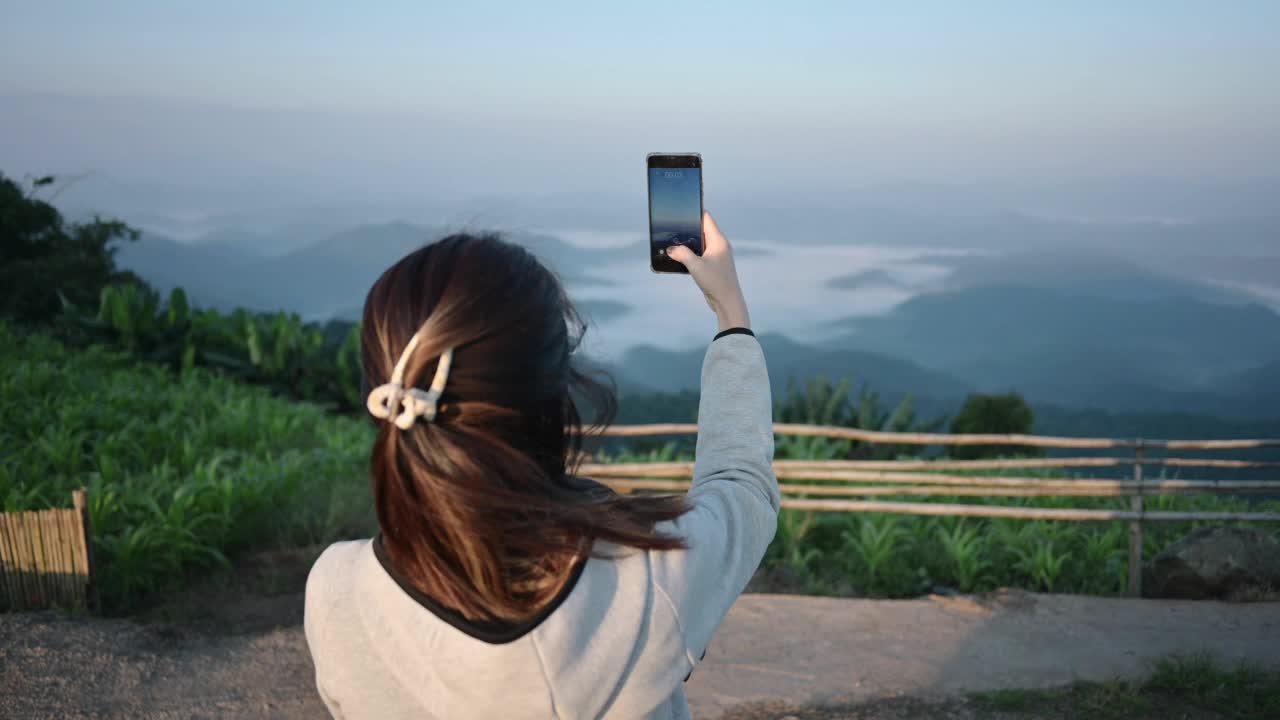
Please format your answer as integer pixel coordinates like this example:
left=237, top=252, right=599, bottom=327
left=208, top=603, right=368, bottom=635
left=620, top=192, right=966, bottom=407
left=0, top=323, right=373, bottom=609
left=115, top=222, right=633, bottom=319
left=825, top=285, right=1280, bottom=417
left=1207, top=361, right=1280, bottom=418
left=614, top=332, right=970, bottom=417
left=114, top=233, right=278, bottom=311
left=112, top=222, right=1280, bottom=420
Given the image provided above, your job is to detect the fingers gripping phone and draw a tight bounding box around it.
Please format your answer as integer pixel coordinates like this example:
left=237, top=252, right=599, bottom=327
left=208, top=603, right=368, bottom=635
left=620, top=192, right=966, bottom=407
left=647, top=153, right=704, bottom=274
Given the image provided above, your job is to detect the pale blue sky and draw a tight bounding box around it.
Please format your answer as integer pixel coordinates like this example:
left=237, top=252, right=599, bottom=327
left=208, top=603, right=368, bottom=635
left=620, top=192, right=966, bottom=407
left=6, top=2, right=1277, bottom=112
left=1, top=2, right=1278, bottom=216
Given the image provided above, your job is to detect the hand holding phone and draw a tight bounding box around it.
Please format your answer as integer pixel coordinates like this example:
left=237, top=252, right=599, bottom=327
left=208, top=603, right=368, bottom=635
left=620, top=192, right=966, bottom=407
left=647, top=153, right=704, bottom=274
left=667, top=211, right=751, bottom=332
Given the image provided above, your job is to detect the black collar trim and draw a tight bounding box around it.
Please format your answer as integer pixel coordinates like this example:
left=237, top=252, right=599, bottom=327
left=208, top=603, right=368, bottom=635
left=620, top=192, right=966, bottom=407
left=371, top=533, right=588, bottom=645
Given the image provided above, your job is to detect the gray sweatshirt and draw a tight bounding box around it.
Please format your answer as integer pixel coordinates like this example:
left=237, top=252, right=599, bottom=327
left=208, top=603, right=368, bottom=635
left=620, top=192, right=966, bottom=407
left=304, top=331, right=779, bottom=719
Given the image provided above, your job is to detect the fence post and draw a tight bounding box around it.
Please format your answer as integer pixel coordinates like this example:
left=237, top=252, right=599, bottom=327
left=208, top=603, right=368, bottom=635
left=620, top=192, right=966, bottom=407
left=73, top=488, right=99, bottom=612
left=1128, top=442, right=1145, bottom=597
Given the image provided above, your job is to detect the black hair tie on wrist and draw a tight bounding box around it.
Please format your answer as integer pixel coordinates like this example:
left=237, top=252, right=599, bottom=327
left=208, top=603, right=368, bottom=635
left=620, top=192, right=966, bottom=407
left=713, top=327, right=755, bottom=341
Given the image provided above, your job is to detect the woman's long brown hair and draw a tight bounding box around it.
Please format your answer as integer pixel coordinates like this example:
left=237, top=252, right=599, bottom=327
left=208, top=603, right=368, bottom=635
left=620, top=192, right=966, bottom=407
left=362, top=233, right=690, bottom=625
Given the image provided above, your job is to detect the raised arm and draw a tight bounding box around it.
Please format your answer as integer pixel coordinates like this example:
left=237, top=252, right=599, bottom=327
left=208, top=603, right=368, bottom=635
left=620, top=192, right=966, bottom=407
left=654, top=212, right=780, bottom=672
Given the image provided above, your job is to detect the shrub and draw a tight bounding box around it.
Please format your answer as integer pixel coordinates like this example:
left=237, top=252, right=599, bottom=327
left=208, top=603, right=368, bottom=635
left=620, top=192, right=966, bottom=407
left=0, top=322, right=375, bottom=611
left=949, top=392, right=1042, bottom=459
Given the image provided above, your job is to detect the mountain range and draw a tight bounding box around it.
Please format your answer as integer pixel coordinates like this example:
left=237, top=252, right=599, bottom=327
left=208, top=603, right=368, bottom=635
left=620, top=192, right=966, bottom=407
left=609, top=332, right=969, bottom=416
left=116, top=221, right=633, bottom=320
left=112, top=220, right=1280, bottom=421
left=822, top=285, right=1280, bottom=417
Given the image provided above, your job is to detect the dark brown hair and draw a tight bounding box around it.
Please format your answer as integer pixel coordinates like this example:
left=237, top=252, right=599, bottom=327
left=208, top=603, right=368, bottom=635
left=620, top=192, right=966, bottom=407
left=362, top=233, right=690, bottom=624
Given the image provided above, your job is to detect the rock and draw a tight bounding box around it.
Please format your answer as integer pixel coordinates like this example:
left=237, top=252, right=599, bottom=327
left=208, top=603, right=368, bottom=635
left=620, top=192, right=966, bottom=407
left=1143, top=525, right=1280, bottom=599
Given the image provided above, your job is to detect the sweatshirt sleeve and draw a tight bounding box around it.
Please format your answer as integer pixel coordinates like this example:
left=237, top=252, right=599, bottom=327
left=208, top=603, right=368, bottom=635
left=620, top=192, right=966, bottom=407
left=649, top=331, right=779, bottom=674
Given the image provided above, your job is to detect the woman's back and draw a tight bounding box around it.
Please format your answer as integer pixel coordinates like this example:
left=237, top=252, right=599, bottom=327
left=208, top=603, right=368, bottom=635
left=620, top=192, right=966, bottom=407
left=305, top=214, right=777, bottom=719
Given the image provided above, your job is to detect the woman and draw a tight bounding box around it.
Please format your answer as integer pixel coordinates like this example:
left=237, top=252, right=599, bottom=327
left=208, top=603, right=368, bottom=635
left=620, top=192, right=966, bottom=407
left=305, top=211, right=778, bottom=719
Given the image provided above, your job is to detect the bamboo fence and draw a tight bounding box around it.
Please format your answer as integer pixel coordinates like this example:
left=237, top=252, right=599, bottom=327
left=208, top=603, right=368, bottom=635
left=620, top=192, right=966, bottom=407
left=592, top=424, right=1280, bottom=597
left=4, top=426, right=1276, bottom=610
left=598, top=423, right=1280, bottom=450
left=0, top=488, right=95, bottom=612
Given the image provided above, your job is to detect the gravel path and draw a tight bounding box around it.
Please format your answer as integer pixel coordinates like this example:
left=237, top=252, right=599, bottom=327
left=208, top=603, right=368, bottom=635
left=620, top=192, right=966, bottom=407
left=3, top=590, right=1278, bottom=719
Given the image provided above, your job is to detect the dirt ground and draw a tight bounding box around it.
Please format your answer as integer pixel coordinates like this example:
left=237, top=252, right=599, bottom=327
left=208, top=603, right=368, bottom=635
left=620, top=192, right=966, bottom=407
left=3, top=549, right=1278, bottom=720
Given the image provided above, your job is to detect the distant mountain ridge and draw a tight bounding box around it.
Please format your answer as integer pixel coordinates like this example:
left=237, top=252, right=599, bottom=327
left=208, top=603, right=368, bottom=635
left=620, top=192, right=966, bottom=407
left=116, top=221, right=636, bottom=319
left=825, top=284, right=1280, bottom=417
left=613, top=332, right=970, bottom=418
left=113, top=221, right=1280, bottom=421
left=826, top=269, right=902, bottom=290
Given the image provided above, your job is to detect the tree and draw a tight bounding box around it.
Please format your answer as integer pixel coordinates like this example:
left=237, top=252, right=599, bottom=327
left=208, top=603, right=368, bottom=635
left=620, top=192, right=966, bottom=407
left=0, top=173, right=143, bottom=325
left=948, top=392, right=1041, bottom=459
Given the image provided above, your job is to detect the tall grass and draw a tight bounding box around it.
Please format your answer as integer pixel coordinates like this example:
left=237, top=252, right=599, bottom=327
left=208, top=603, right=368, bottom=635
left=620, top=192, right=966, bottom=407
left=592, top=437, right=1280, bottom=598
left=6, top=321, right=1278, bottom=611
left=762, top=492, right=1280, bottom=598
left=0, top=323, right=375, bottom=611
left=759, top=378, right=1280, bottom=597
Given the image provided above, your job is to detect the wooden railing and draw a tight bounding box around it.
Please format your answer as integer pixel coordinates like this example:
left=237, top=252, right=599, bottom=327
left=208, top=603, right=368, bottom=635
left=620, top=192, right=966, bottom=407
left=590, top=424, right=1280, bottom=597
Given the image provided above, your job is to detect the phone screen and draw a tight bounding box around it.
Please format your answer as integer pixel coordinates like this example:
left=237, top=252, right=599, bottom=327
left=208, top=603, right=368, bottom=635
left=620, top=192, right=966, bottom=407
left=647, top=154, right=703, bottom=274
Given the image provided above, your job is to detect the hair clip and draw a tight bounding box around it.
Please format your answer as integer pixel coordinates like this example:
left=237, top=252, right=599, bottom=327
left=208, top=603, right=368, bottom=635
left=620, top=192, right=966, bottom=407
left=366, top=329, right=454, bottom=430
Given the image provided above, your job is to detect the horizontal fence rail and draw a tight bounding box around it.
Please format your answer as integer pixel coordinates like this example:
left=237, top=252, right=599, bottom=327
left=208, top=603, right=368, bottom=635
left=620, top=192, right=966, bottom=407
left=583, top=463, right=1279, bottom=492
left=774, top=499, right=1280, bottom=523
left=593, top=424, right=1280, bottom=597
left=597, top=476, right=1280, bottom=521
left=587, top=458, right=1280, bottom=472
left=0, top=489, right=94, bottom=612
left=597, top=422, right=1280, bottom=450
left=597, top=478, right=1280, bottom=497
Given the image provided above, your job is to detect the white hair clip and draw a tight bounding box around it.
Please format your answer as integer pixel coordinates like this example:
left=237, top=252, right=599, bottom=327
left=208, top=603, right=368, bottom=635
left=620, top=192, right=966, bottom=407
left=366, top=329, right=454, bottom=430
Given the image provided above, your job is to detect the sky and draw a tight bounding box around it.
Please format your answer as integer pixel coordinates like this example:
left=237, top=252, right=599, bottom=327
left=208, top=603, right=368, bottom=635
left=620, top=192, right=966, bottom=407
left=1, top=1, right=1278, bottom=222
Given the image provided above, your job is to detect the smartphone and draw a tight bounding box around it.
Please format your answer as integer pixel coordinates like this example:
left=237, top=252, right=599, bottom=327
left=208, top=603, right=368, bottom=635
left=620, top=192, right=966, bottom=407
left=647, top=153, right=704, bottom=274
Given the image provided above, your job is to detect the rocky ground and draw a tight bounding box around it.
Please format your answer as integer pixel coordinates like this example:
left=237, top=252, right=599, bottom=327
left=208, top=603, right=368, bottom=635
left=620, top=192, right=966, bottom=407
left=3, top=548, right=1278, bottom=719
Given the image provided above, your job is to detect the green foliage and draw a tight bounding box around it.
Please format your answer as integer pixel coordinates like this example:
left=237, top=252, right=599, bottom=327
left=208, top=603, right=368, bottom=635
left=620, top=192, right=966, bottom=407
left=0, top=174, right=363, bottom=415
left=1011, top=537, right=1070, bottom=592
left=949, top=391, right=1042, bottom=459
left=592, top=441, right=691, bottom=464
left=1145, top=652, right=1280, bottom=718
left=0, top=323, right=375, bottom=611
left=840, top=515, right=908, bottom=592
left=0, top=173, right=144, bottom=324
left=973, top=654, right=1280, bottom=719
left=7, top=252, right=1275, bottom=612
left=1077, top=523, right=1128, bottom=594
left=769, top=511, right=823, bottom=585
left=935, top=520, right=994, bottom=590
left=602, top=382, right=1277, bottom=600
left=335, top=320, right=364, bottom=409
left=754, top=483, right=1280, bottom=598
left=64, top=284, right=365, bottom=413
left=774, top=376, right=944, bottom=460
